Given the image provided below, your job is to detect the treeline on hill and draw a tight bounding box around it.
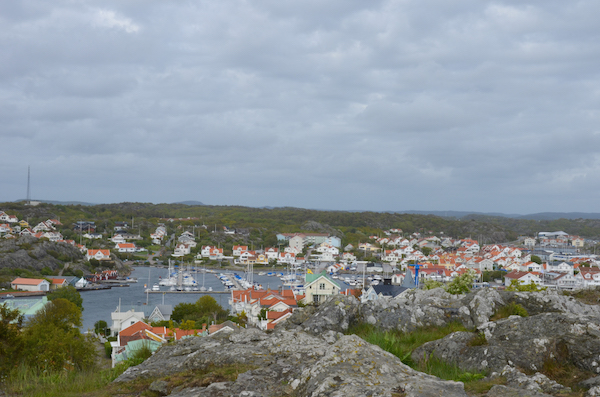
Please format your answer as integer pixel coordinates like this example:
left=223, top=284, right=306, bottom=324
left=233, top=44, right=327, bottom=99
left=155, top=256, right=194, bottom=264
left=3, top=202, right=600, bottom=246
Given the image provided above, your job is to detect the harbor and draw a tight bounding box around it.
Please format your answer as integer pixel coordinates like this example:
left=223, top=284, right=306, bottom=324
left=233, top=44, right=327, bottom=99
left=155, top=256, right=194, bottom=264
left=77, top=266, right=289, bottom=330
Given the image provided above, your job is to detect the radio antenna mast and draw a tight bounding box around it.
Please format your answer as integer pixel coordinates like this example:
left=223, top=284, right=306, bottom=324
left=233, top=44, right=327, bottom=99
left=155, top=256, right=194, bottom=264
left=26, top=166, right=31, bottom=205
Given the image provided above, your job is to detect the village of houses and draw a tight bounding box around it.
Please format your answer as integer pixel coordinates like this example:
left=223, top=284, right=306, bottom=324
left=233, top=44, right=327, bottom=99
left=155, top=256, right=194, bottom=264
left=2, top=208, right=600, bottom=367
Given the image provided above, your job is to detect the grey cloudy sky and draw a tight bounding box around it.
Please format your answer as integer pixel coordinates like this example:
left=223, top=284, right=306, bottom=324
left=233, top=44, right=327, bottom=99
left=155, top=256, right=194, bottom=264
left=2, top=0, right=599, bottom=214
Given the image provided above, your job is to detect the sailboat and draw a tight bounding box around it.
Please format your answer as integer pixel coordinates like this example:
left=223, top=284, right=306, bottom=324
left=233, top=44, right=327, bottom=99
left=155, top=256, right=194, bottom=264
left=199, top=266, right=207, bottom=291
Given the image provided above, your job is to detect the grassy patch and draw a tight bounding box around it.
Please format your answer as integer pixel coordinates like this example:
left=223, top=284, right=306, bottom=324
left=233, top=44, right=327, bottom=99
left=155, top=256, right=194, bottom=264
left=490, top=302, right=528, bottom=321
left=542, top=360, right=593, bottom=389
left=163, top=363, right=257, bottom=391
left=3, top=340, right=154, bottom=396
left=463, top=376, right=506, bottom=396
left=467, top=332, right=488, bottom=347
left=347, top=321, right=468, bottom=366
left=2, top=365, right=126, bottom=397
left=563, top=287, right=600, bottom=306
left=346, top=322, right=491, bottom=389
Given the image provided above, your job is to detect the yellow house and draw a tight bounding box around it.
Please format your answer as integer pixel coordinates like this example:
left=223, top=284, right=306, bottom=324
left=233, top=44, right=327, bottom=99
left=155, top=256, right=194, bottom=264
left=303, top=272, right=341, bottom=305
left=19, top=220, right=30, bottom=228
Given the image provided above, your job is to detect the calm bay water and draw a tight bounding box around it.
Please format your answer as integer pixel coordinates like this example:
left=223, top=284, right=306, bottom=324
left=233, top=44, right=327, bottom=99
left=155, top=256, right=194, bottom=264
left=80, top=266, right=286, bottom=331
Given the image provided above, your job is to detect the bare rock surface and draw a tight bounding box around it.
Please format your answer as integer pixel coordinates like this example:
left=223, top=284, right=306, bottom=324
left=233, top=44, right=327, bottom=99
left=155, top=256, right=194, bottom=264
left=115, top=327, right=468, bottom=397
left=485, top=385, right=554, bottom=397
left=412, top=312, right=600, bottom=376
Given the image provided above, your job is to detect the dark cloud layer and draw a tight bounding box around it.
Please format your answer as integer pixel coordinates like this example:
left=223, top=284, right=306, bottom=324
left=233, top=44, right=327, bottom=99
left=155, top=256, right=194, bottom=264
left=1, top=0, right=599, bottom=213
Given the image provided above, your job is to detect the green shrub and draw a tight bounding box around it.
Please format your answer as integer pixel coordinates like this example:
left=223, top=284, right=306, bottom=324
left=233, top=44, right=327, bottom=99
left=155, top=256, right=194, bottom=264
left=505, top=280, right=546, bottom=292
left=491, top=302, right=528, bottom=321
left=104, top=341, right=112, bottom=358
left=468, top=332, right=488, bottom=346
left=445, top=270, right=477, bottom=295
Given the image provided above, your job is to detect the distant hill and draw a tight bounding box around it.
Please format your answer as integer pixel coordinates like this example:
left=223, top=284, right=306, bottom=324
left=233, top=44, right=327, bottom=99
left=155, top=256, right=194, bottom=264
left=397, top=210, right=600, bottom=221
left=174, top=200, right=204, bottom=206
left=397, top=210, right=522, bottom=219
left=517, top=212, right=600, bottom=221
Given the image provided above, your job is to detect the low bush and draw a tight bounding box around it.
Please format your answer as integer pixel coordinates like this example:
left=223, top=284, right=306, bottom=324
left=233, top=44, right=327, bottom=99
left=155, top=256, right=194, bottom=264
left=491, top=302, right=528, bottom=321
left=468, top=332, right=488, bottom=346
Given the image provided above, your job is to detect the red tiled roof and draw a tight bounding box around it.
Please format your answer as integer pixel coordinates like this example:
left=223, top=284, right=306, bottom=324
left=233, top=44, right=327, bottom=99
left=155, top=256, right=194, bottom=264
left=12, top=277, right=47, bottom=285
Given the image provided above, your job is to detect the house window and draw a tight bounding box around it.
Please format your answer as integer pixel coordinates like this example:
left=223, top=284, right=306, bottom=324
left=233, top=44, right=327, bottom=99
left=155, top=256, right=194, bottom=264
left=319, top=283, right=326, bottom=290
left=313, top=295, right=320, bottom=303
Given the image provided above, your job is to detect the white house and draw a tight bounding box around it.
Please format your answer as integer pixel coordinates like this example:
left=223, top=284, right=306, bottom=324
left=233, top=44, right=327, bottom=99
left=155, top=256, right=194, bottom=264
left=172, top=243, right=191, bottom=257
left=11, top=277, right=51, bottom=292
left=87, top=249, right=111, bottom=261
left=115, top=243, right=137, bottom=253
left=504, top=271, right=542, bottom=287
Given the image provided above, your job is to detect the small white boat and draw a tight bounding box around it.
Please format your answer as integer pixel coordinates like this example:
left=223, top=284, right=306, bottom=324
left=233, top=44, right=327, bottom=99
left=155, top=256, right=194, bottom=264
left=152, top=284, right=160, bottom=291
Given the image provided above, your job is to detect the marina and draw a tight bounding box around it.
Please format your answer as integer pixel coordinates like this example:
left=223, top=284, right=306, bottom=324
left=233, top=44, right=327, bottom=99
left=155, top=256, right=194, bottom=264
left=76, top=266, right=292, bottom=330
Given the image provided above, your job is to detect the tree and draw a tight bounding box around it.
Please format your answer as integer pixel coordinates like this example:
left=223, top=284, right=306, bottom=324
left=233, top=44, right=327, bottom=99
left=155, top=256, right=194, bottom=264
left=47, top=285, right=83, bottom=310
left=180, top=320, right=196, bottom=331
left=531, top=255, right=542, bottom=265
left=196, top=295, right=227, bottom=322
left=505, top=280, right=546, bottom=292
left=171, top=302, right=198, bottom=323
left=236, top=311, right=248, bottom=327
left=94, top=320, right=108, bottom=336
left=21, top=299, right=96, bottom=372
left=0, top=303, right=24, bottom=377
left=423, top=279, right=444, bottom=290
left=445, top=270, right=477, bottom=295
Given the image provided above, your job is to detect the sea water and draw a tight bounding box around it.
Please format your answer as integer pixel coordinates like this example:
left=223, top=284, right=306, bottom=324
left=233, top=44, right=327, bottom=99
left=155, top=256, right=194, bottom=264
left=80, top=266, right=287, bottom=331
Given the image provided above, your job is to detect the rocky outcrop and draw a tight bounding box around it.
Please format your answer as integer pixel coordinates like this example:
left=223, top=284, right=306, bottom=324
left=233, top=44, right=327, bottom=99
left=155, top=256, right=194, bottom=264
left=286, top=288, right=600, bottom=337
left=113, top=288, right=600, bottom=396
left=0, top=236, right=84, bottom=273
left=411, top=311, right=600, bottom=376
left=115, top=327, right=468, bottom=397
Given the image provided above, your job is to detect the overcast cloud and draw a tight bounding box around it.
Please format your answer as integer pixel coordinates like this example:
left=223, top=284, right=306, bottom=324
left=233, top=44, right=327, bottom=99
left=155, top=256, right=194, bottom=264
left=1, top=0, right=599, bottom=214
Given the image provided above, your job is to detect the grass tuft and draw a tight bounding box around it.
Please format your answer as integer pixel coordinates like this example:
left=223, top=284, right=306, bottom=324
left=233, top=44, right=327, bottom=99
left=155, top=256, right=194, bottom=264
left=346, top=322, right=492, bottom=389
left=490, top=302, right=528, bottom=321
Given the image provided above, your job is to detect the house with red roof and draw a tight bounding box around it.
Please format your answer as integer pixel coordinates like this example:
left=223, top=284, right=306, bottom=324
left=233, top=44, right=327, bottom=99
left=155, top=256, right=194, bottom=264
left=86, top=249, right=111, bottom=261
left=233, top=245, right=249, bottom=257
left=115, top=242, right=137, bottom=253
left=504, top=270, right=542, bottom=287
left=11, top=277, right=51, bottom=292
left=50, top=278, right=68, bottom=290
left=230, top=288, right=303, bottom=330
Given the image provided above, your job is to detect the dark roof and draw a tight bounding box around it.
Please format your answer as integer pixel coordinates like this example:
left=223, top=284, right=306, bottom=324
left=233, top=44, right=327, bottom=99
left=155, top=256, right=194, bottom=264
left=372, top=285, right=409, bottom=297
left=401, top=268, right=416, bottom=288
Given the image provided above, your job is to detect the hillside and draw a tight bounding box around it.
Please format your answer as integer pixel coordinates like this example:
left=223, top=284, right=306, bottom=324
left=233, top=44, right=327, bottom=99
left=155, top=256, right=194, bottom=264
left=4, top=202, right=600, bottom=245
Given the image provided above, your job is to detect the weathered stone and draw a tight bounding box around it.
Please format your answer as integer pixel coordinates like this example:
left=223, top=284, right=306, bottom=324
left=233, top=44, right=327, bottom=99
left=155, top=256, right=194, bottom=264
left=294, top=295, right=360, bottom=335
left=501, top=366, right=570, bottom=394
left=114, top=327, right=468, bottom=396
left=588, top=385, right=600, bottom=397
left=412, top=312, right=600, bottom=376
left=486, top=385, right=554, bottom=397
left=149, top=379, right=169, bottom=395
left=114, top=288, right=600, bottom=396
left=580, top=375, right=600, bottom=389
